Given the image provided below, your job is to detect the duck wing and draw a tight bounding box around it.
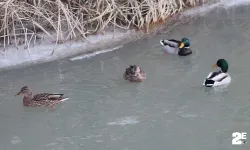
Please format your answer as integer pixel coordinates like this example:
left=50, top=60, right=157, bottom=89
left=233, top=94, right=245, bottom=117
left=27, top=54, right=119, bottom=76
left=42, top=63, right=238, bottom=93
left=168, top=39, right=181, bottom=43
left=47, top=94, right=66, bottom=100
left=209, top=72, right=228, bottom=82
left=32, top=93, right=65, bottom=101
left=206, top=71, right=228, bottom=81
left=160, top=39, right=180, bottom=48
left=204, top=71, right=229, bottom=87
left=206, top=71, right=221, bottom=79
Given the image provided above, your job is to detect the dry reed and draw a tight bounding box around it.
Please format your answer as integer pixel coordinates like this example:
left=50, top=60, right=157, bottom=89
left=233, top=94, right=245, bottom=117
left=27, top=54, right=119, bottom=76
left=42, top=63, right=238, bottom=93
left=0, top=0, right=208, bottom=50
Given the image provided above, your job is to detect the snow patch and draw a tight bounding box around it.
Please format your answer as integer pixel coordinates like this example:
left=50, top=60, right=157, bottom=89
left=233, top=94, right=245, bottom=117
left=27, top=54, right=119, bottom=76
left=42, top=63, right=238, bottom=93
left=182, top=0, right=250, bottom=17
left=0, top=30, right=140, bottom=71
left=1, top=0, right=250, bottom=70
left=107, top=116, right=140, bottom=126
left=70, top=45, right=124, bottom=61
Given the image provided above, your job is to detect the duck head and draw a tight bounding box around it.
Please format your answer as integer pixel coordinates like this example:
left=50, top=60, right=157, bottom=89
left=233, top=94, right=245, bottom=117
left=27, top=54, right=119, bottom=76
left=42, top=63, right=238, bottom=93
left=179, top=38, right=190, bottom=48
left=15, top=86, right=32, bottom=97
left=212, top=59, right=228, bottom=73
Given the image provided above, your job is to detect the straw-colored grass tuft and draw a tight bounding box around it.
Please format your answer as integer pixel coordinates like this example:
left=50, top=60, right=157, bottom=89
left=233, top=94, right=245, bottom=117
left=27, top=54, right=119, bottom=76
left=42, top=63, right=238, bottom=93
left=0, top=0, right=207, bottom=50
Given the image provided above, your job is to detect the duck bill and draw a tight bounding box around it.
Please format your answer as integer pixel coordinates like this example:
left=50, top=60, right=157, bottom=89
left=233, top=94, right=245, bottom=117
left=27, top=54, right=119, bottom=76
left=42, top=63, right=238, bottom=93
left=15, top=91, right=22, bottom=96
left=179, top=42, right=184, bottom=48
left=212, top=64, right=217, bottom=68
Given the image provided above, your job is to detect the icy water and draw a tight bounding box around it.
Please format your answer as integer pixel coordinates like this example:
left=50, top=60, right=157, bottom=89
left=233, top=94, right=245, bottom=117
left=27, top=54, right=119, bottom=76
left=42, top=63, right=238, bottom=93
left=1, top=4, right=250, bottom=150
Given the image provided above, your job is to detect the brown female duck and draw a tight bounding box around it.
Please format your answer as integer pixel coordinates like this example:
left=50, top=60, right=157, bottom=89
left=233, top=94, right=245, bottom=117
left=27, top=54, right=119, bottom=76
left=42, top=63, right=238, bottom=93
left=123, top=65, right=146, bottom=82
left=15, top=86, right=68, bottom=107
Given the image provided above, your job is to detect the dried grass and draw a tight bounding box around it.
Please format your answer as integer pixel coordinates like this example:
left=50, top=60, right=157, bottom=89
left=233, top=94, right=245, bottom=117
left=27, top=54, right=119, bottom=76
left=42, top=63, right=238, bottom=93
left=0, top=0, right=208, bottom=50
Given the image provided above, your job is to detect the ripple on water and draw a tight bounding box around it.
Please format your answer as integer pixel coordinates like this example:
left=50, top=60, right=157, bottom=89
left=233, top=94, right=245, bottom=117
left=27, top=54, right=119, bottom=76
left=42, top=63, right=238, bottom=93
left=10, top=136, right=21, bottom=145
left=107, top=116, right=139, bottom=126
left=179, top=113, right=198, bottom=118
left=44, top=142, right=58, bottom=147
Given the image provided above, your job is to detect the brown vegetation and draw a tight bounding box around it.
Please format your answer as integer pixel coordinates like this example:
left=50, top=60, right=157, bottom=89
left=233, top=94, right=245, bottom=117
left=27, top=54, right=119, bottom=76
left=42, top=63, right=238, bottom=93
left=0, top=0, right=207, bottom=49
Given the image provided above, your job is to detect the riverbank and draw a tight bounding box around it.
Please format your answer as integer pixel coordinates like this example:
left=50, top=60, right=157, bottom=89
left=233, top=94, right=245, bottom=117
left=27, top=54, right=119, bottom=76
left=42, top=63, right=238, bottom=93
left=0, top=28, right=144, bottom=70
left=0, top=0, right=250, bottom=71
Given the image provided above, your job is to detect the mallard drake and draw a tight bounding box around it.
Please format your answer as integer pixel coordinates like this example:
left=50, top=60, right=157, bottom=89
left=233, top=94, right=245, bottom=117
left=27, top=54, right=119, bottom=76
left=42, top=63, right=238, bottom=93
left=160, top=37, right=192, bottom=56
left=15, top=86, right=69, bottom=107
left=203, top=59, right=231, bottom=87
left=123, top=65, right=146, bottom=82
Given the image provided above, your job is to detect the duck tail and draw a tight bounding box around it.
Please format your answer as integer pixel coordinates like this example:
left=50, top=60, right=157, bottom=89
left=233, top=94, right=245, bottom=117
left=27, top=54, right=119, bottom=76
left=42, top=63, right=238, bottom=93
left=160, top=39, right=166, bottom=46
left=60, top=97, right=69, bottom=102
left=204, top=79, right=215, bottom=87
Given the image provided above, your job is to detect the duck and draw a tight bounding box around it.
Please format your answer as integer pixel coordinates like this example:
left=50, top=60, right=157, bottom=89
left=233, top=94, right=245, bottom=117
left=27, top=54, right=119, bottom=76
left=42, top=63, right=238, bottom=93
left=160, top=37, right=192, bottom=56
left=203, top=59, right=231, bottom=87
left=15, top=86, right=69, bottom=107
left=123, top=65, right=146, bottom=82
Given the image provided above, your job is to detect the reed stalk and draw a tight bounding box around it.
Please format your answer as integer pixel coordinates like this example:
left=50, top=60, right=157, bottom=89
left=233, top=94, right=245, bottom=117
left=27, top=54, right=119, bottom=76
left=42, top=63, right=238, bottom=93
left=0, top=0, right=208, bottom=50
